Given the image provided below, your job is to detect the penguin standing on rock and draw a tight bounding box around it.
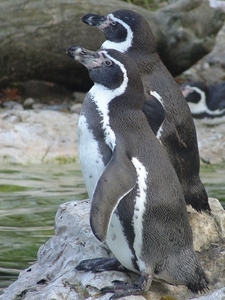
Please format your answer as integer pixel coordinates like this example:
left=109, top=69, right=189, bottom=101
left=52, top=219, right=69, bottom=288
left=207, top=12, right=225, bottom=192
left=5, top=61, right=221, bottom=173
left=82, top=9, right=210, bottom=213
left=181, top=81, right=225, bottom=125
left=66, top=45, right=209, bottom=299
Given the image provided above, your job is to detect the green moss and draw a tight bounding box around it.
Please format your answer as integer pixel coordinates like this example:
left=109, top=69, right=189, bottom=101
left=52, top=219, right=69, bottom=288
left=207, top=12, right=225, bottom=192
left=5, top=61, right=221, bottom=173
left=0, top=184, right=31, bottom=192
left=121, top=0, right=169, bottom=10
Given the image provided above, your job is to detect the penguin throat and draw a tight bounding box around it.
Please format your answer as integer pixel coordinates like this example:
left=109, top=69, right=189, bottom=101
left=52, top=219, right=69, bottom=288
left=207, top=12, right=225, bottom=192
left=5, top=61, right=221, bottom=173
left=89, top=53, right=129, bottom=150
left=90, top=86, right=116, bottom=150
left=101, top=14, right=133, bottom=53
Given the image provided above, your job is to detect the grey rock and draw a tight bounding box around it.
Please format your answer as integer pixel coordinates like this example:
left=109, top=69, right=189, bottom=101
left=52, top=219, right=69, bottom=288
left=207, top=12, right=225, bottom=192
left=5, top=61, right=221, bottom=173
left=43, top=104, right=70, bottom=112
left=1, top=198, right=224, bottom=300
left=2, top=113, right=22, bottom=123
left=70, top=103, right=82, bottom=114
left=0, top=110, right=78, bottom=164
left=0, top=0, right=224, bottom=90
left=194, top=120, right=225, bottom=164
left=32, top=103, right=45, bottom=110
left=179, top=22, right=225, bottom=84
left=0, top=107, right=225, bottom=164
left=23, top=97, right=35, bottom=107
left=72, top=92, right=86, bottom=103
left=12, top=103, right=24, bottom=111
left=190, top=287, right=225, bottom=300
left=2, top=100, right=23, bottom=110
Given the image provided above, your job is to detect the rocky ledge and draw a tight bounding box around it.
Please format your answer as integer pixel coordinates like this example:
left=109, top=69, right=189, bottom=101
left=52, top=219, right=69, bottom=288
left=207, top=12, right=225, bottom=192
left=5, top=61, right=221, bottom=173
left=1, top=198, right=225, bottom=300
left=0, top=106, right=225, bottom=165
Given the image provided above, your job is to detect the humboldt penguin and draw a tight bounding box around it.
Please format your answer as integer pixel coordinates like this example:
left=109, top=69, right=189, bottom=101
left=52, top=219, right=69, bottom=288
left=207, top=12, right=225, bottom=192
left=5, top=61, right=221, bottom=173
left=82, top=9, right=210, bottom=213
left=181, top=81, right=225, bottom=125
left=66, top=45, right=209, bottom=299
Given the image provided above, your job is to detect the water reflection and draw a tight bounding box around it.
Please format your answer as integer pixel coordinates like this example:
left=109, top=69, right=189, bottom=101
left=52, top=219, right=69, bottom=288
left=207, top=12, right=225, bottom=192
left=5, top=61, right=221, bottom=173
left=0, top=163, right=224, bottom=294
left=0, top=162, right=87, bottom=294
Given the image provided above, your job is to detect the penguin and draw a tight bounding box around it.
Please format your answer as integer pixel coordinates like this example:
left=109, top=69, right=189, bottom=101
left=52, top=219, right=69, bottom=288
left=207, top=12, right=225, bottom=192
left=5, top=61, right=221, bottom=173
left=82, top=9, right=210, bottom=213
left=181, top=81, right=225, bottom=125
left=66, top=45, right=209, bottom=298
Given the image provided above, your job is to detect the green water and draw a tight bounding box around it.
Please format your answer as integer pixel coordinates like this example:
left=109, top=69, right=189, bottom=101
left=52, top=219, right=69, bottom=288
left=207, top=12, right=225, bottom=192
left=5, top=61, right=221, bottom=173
left=0, top=162, right=87, bottom=294
left=0, top=162, right=224, bottom=294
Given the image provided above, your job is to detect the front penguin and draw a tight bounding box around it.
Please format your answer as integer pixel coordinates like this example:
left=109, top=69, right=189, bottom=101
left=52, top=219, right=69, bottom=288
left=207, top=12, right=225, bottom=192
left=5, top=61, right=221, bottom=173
left=66, top=46, right=209, bottom=299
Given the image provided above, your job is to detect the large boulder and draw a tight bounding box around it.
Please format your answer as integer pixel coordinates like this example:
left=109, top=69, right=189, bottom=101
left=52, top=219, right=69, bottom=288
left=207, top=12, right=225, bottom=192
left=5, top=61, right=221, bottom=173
left=1, top=198, right=225, bottom=300
left=0, top=0, right=224, bottom=91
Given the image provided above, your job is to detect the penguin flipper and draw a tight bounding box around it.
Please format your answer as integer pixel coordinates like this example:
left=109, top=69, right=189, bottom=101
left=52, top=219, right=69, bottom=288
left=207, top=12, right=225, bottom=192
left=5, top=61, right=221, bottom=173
left=90, top=149, right=137, bottom=242
left=142, top=96, right=164, bottom=135
left=76, top=257, right=126, bottom=272
left=101, top=273, right=153, bottom=299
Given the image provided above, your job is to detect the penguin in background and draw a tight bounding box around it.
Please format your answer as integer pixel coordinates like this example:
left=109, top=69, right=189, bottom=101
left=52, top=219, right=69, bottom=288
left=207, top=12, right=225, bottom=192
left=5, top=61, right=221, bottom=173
left=82, top=9, right=210, bottom=213
left=181, top=81, right=225, bottom=125
left=66, top=45, right=209, bottom=299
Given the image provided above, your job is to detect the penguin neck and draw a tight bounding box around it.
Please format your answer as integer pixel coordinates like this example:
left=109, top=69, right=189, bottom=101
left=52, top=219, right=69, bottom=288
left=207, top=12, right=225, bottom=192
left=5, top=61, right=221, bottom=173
left=132, top=52, right=161, bottom=75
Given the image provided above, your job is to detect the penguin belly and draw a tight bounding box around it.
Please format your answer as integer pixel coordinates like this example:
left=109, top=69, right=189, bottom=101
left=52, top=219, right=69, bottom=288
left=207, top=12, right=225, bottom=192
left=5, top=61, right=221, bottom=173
left=78, top=114, right=106, bottom=197
left=106, top=157, right=149, bottom=275
left=106, top=212, right=138, bottom=274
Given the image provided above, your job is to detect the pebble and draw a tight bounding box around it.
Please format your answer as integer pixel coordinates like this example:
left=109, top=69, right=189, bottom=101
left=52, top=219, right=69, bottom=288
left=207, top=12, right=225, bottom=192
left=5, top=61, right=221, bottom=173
left=70, top=103, right=82, bottom=114
left=2, top=100, right=23, bottom=110
left=32, top=103, right=45, bottom=110
left=72, top=91, right=86, bottom=103
left=23, top=97, right=35, bottom=107
left=2, top=113, right=22, bottom=123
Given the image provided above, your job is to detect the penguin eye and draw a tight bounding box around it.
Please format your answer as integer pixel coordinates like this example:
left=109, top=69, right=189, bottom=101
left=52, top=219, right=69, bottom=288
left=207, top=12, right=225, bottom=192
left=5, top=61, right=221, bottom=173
left=111, top=21, right=117, bottom=26
left=104, top=60, right=113, bottom=66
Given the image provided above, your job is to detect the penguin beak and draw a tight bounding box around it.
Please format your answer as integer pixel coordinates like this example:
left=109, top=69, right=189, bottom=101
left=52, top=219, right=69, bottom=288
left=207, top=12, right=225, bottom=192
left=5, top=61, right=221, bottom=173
left=66, top=45, right=102, bottom=69
left=82, top=13, right=107, bottom=26
left=82, top=13, right=112, bottom=30
left=181, top=85, right=192, bottom=98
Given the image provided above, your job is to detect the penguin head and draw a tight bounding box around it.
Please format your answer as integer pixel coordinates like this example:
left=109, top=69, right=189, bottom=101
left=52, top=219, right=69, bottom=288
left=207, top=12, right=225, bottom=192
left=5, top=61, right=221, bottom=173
left=82, top=10, right=156, bottom=54
left=180, top=82, right=207, bottom=114
left=66, top=45, right=144, bottom=106
left=181, top=82, right=207, bottom=104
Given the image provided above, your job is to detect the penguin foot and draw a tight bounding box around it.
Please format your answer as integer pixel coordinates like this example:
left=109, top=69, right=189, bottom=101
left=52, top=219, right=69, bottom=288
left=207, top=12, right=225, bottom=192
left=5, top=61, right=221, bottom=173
left=75, top=257, right=127, bottom=273
left=101, top=280, right=142, bottom=299
left=101, top=273, right=153, bottom=299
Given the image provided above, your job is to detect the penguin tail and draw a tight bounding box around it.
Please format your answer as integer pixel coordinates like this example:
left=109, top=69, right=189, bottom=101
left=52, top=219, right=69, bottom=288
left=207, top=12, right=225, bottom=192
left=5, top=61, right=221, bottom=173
left=186, top=265, right=209, bottom=294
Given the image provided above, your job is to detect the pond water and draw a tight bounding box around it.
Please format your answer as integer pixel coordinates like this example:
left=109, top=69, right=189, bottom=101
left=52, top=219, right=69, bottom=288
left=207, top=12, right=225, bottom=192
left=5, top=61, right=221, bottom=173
left=0, top=162, right=224, bottom=294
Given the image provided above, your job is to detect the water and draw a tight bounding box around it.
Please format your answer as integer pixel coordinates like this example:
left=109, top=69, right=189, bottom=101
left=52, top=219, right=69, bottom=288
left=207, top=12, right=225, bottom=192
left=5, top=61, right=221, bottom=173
left=0, top=162, right=87, bottom=294
left=0, top=162, right=224, bottom=294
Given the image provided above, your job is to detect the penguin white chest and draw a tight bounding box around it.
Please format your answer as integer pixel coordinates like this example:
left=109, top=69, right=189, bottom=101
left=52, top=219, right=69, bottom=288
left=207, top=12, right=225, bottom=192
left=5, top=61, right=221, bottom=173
left=106, top=157, right=148, bottom=273
left=78, top=114, right=105, bottom=197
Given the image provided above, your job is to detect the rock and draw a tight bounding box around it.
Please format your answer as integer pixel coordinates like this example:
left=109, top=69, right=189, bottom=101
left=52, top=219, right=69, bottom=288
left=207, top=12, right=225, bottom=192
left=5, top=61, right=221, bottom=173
left=1, top=198, right=224, bottom=300
left=72, top=92, right=86, bottom=103
left=0, top=106, right=225, bottom=165
left=2, top=113, right=22, bottom=123
left=178, top=22, right=225, bottom=84
left=2, top=100, right=24, bottom=110
left=194, top=120, right=225, bottom=164
left=70, top=103, right=82, bottom=114
left=0, top=0, right=224, bottom=90
left=23, top=97, right=35, bottom=107
left=0, top=110, right=78, bottom=164
left=194, top=288, right=225, bottom=300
